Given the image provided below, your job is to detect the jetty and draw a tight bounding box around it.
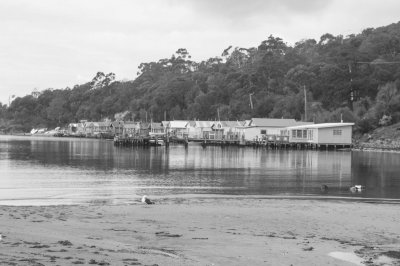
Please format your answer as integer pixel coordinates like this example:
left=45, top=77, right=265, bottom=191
left=62, top=118, right=355, bottom=150
left=113, top=135, right=352, bottom=150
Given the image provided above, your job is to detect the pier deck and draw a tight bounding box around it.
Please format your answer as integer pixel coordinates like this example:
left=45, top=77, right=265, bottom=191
left=113, top=136, right=352, bottom=150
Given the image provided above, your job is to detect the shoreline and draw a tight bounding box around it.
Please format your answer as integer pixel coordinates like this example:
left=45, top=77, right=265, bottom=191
left=4, top=134, right=400, bottom=154
left=1, top=197, right=399, bottom=265
left=2, top=193, right=400, bottom=208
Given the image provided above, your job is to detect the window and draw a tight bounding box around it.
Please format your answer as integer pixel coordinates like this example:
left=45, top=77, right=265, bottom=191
left=333, top=129, right=342, bottom=136
left=308, top=130, right=313, bottom=140
left=260, top=129, right=267, bottom=135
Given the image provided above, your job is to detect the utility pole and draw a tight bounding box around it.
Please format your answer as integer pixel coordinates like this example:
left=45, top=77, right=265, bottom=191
left=249, top=93, right=254, bottom=110
left=217, top=107, right=220, bottom=121
left=349, top=60, right=400, bottom=110
left=348, top=62, right=354, bottom=110
left=304, top=85, right=307, bottom=122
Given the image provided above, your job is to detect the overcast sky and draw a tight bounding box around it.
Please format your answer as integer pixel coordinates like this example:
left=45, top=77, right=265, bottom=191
left=1, top=0, right=400, bottom=105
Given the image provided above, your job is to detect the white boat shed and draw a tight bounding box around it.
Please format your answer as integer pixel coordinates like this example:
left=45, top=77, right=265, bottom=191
left=237, top=118, right=313, bottom=142
left=287, top=123, right=355, bottom=147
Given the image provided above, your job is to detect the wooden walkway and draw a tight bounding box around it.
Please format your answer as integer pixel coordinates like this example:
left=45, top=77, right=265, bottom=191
left=113, top=136, right=352, bottom=150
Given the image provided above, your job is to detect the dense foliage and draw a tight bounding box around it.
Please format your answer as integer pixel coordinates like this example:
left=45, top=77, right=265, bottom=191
left=2, top=22, right=400, bottom=134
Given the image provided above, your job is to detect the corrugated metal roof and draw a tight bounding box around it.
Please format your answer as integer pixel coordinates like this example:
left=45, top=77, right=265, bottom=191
left=219, top=121, right=243, bottom=127
left=286, top=123, right=355, bottom=129
left=96, top=122, right=111, bottom=127
left=169, top=120, right=189, bottom=128
left=250, top=118, right=314, bottom=127
left=195, top=121, right=214, bottom=128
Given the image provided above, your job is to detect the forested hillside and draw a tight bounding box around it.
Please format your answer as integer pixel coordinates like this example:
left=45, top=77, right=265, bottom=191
left=1, top=21, right=400, bottom=134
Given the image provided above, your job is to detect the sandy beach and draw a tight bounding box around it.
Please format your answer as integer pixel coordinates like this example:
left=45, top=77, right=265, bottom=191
left=0, top=196, right=400, bottom=266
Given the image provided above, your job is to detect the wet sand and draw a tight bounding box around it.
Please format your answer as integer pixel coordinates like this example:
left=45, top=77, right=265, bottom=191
left=0, top=196, right=400, bottom=266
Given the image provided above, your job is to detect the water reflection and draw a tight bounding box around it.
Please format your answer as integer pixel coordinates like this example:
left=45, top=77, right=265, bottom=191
left=0, top=136, right=399, bottom=205
left=351, top=151, right=400, bottom=198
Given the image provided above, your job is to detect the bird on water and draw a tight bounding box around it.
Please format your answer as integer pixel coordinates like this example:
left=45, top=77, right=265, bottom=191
left=141, top=195, right=155, bottom=204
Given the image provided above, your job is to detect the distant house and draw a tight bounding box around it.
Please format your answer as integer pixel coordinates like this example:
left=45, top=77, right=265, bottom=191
left=139, top=122, right=151, bottom=137
left=93, top=122, right=112, bottom=137
left=84, top=122, right=94, bottom=137
left=212, top=121, right=244, bottom=140
left=238, top=118, right=314, bottom=142
left=121, top=122, right=151, bottom=138
left=75, top=122, right=86, bottom=136
left=149, top=122, right=165, bottom=137
left=111, top=121, right=124, bottom=137
left=188, top=121, right=214, bottom=139
left=68, top=123, right=78, bottom=134
left=123, top=121, right=140, bottom=138
left=287, top=123, right=355, bottom=146
left=169, top=120, right=189, bottom=139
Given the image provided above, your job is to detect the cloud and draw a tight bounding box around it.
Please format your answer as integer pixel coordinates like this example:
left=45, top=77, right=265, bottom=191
left=177, top=0, right=330, bottom=21
left=1, top=0, right=400, bottom=104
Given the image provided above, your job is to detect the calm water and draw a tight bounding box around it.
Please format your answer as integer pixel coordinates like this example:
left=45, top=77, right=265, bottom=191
left=0, top=135, right=399, bottom=205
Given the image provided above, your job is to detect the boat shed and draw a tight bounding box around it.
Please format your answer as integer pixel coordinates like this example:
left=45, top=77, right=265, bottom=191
left=238, top=118, right=313, bottom=142
left=169, top=120, right=189, bottom=139
left=287, top=122, right=355, bottom=147
left=188, top=121, right=215, bottom=139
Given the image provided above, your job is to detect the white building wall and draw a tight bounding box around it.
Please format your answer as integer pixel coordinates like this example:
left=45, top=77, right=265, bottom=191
left=187, top=126, right=200, bottom=138
left=241, top=127, right=288, bottom=141
left=288, top=125, right=352, bottom=145
left=289, top=128, right=317, bottom=143
left=317, top=126, right=353, bottom=144
left=242, top=127, right=258, bottom=141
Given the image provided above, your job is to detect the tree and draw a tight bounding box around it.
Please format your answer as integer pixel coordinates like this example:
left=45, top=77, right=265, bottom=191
left=91, top=72, right=116, bottom=89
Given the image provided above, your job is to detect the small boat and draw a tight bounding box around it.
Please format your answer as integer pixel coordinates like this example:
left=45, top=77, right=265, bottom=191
left=149, top=139, right=164, bottom=146
left=350, top=185, right=365, bottom=192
